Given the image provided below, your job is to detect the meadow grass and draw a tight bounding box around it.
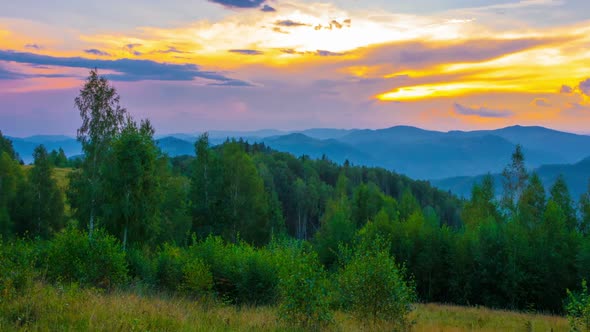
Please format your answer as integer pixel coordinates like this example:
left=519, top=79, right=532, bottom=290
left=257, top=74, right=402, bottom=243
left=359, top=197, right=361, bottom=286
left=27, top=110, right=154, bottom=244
left=0, top=283, right=569, bottom=331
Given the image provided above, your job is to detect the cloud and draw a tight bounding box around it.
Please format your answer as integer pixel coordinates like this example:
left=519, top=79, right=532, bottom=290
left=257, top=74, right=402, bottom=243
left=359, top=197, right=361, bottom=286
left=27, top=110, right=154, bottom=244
left=278, top=49, right=345, bottom=56
left=579, top=78, right=590, bottom=96
left=453, top=103, right=514, bottom=118
left=208, top=0, right=265, bottom=9
left=532, top=98, right=551, bottom=107
left=84, top=49, right=110, bottom=56
left=362, top=38, right=558, bottom=68
left=0, top=50, right=251, bottom=85
left=275, top=20, right=308, bottom=27
left=24, top=44, right=42, bottom=50
left=0, top=66, right=26, bottom=80
left=260, top=4, right=276, bottom=12
left=155, top=46, right=187, bottom=54
left=228, top=49, right=264, bottom=55
left=560, top=84, right=573, bottom=94
left=125, top=43, right=142, bottom=56
left=315, top=50, right=345, bottom=56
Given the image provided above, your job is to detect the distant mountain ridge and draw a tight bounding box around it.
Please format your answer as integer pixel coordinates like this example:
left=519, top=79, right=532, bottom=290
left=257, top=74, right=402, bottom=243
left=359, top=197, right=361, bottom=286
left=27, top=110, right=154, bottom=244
left=431, top=157, right=590, bottom=200
left=7, top=125, right=590, bottom=184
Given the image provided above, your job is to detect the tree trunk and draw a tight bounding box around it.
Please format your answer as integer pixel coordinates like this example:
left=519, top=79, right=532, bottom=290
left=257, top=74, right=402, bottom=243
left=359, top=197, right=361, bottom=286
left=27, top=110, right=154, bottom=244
left=123, top=224, right=128, bottom=251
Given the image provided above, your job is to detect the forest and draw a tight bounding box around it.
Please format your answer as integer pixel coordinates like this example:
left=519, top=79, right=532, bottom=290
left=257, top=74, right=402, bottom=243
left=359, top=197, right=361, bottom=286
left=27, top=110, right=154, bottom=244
left=2, top=70, right=590, bottom=330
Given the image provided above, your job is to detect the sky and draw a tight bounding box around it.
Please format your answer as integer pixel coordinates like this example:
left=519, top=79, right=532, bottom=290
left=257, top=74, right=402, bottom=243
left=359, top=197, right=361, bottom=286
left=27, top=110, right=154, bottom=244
left=1, top=0, right=590, bottom=136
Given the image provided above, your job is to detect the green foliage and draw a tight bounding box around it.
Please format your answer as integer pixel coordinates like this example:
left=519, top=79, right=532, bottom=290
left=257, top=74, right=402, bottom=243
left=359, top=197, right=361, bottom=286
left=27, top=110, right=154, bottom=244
left=277, top=247, right=332, bottom=329
left=190, top=236, right=279, bottom=305
left=103, top=119, right=161, bottom=248
left=154, top=244, right=184, bottom=291
left=23, top=145, right=65, bottom=239
left=0, top=239, right=37, bottom=299
left=314, top=194, right=355, bottom=268
left=338, top=237, right=416, bottom=328
left=45, top=227, right=128, bottom=287
left=48, top=148, right=69, bottom=168
left=180, top=258, right=213, bottom=297
left=566, top=280, right=590, bottom=331
left=74, top=69, right=128, bottom=236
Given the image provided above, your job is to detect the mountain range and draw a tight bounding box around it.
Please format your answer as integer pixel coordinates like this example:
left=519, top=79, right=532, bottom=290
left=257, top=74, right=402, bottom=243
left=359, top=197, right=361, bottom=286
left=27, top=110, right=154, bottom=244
left=7, top=125, right=590, bottom=198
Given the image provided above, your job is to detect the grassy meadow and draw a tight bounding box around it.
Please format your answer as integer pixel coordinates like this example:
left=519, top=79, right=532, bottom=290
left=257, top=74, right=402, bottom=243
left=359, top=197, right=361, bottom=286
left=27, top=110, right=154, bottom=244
left=0, top=282, right=568, bottom=332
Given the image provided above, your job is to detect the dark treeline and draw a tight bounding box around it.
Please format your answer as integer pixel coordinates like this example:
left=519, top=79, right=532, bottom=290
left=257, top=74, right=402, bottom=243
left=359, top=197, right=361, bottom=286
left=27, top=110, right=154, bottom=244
left=2, top=70, right=590, bottom=318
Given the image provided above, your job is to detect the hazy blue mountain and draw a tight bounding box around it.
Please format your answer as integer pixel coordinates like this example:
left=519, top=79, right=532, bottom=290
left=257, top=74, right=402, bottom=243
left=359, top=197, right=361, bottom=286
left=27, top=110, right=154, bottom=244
left=8, top=125, right=590, bottom=182
left=432, top=157, right=590, bottom=200
left=296, top=128, right=358, bottom=140
left=260, top=133, right=373, bottom=165
left=8, top=136, right=82, bottom=164
left=449, top=125, right=590, bottom=163
left=156, top=137, right=194, bottom=157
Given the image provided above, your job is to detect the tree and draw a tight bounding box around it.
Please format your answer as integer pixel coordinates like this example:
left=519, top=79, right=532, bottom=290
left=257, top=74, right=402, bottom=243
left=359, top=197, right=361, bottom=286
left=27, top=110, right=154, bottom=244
left=74, top=69, right=127, bottom=237
left=220, top=142, right=271, bottom=245
left=338, top=237, right=416, bottom=327
left=103, top=119, right=161, bottom=249
left=517, top=173, right=546, bottom=229
left=462, top=174, right=499, bottom=227
left=550, top=175, right=577, bottom=231
left=580, top=182, right=590, bottom=235
left=314, top=194, right=355, bottom=267
left=0, top=131, right=19, bottom=162
left=502, top=145, right=528, bottom=216
left=190, top=133, right=221, bottom=237
left=49, top=148, right=68, bottom=167
left=0, top=150, right=24, bottom=237
left=25, top=145, right=65, bottom=238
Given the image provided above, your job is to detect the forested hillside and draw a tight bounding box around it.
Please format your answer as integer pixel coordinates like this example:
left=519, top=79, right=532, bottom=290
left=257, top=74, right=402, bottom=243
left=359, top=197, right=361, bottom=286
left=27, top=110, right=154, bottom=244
left=2, top=70, right=590, bottom=330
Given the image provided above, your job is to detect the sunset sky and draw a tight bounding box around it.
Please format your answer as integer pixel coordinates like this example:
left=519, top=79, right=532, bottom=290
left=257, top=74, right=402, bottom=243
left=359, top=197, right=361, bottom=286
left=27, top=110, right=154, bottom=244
left=1, top=0, right=590, bottom=136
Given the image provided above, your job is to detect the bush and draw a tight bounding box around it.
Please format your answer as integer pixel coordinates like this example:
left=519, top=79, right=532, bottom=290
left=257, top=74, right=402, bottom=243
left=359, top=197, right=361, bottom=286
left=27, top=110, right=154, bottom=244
left=45, top=228, right=128, bottom=288
left=566, top=280, right=590, bottom=332
left=154, top=244, right=184, bottom=291
left=277, top=246, right=332, bottom=329
left=126, top=246, right=155, bottom=285
left=190, top=236, right=279, bottom=305
left=180, top=258, right=213, bottom=297
left=338, top=238, right=416, bottom=328
left=0, top=239, right=37, bottom=299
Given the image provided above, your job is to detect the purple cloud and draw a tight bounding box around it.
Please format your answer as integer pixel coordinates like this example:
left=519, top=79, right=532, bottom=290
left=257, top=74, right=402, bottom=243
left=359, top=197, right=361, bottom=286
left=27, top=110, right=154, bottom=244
left=579, top=78, right=590, bottom=96
left=560, top=84, right=573, bottom=94
left=261, top=4, right=276, bottom=12
left=532, top=98, right=551, bottom=107
left=25, top=44, right=42, bottom=50
left=453, top=103, right=514, bottom=118
left=0, top=49, right=252, bottom=85
left=208, top=0, right=265, bottom=9
left=275, top=20, right=308, bottom=27
left=228, top=49, right=264, bottom=55
left=84, top=49, right=110, bottom=56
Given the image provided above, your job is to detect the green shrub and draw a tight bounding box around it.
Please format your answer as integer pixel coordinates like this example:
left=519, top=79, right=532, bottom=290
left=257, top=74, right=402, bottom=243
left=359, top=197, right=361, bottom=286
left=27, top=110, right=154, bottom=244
left=566, top=280, right=590, bottom=331
left=180, top=258, right=213, bottom=297
left=190, top=236, right=279, bottom=305
left=126, top=246, right=155, bottom=286
left=277, top=247, right=332, bottom=329
left=338, top=238, right=416, bottom=328
left=45, top=228, right=128, bottom=288
left=0, top=239, right=37, bottom=299
left=154, top=244, right=184, bottom=291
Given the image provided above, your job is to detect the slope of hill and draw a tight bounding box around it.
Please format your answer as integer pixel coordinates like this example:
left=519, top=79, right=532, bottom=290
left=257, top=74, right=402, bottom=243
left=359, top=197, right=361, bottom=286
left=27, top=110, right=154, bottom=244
left=260, top=133, right=373, bottom=165
left=432, top=157, right=590, bottom=200
left=155, top=136, right=194, bottom=157
left=450, top=125, right=590, bottom=163
left=8, top=135, right=82, bottom=164
left=9, top=125, right=590, bottom=181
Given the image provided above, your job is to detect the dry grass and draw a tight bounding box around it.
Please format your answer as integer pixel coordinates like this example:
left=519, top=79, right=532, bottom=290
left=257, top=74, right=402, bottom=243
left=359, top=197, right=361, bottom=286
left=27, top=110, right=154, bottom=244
left=0, top=283, right=569, bottom=331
